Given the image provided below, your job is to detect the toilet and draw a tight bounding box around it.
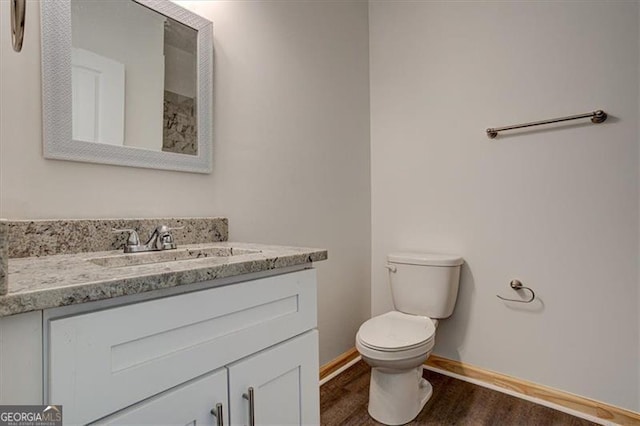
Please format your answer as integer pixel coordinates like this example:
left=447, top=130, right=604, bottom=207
left=356, top=252, right=463, bottom=425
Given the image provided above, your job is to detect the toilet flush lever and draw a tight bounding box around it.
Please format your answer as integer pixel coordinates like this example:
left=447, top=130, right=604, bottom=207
left=385, top=264, right=397, bottom=273
left=497, top=280, right=536, bottom=303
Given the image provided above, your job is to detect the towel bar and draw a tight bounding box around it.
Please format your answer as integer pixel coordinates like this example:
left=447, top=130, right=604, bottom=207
left=487, top=110, right=607, bottom=139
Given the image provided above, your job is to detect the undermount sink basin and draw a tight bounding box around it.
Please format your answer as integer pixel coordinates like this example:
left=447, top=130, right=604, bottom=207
left=88, top=247, right=261, bottom=268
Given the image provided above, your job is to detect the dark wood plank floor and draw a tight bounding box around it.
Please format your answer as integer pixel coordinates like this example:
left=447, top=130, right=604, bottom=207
left=320, top=361, right=598, bottom=426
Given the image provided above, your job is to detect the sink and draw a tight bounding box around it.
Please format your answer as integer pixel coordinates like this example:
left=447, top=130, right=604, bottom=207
left=88, top=247, right=261, bottom=268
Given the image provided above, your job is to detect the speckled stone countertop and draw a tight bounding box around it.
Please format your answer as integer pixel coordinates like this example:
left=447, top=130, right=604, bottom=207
left=1, top=242, right=327, bottom=317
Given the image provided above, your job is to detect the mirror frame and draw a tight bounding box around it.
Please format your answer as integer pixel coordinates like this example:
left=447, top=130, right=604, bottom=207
left=41, top=0, right=213, bottom=173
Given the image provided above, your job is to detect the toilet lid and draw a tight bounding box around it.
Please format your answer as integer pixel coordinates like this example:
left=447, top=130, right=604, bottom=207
left=358, top=311, right=435, bottom=351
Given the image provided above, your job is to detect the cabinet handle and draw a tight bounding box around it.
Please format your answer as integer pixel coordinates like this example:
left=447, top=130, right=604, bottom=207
left=210, top=403, right=223, bottom=426
left=242, top=387, right=255, bottom=426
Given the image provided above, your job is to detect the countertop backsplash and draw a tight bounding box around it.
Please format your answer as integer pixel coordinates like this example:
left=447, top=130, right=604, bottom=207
left=6, top=217, right=229, bottom=258
left=0, top=217, right=229, bottom=296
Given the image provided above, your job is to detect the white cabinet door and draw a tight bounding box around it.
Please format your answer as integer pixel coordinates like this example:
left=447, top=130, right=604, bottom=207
left=228, top=330, right=319, bottom=426
left=94, top=368, right=228, bottom=426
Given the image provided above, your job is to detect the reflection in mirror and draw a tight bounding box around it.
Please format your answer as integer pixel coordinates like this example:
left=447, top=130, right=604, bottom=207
left=41, top=0, right=212, bottom=173
left=70, top=0, right=198, bottom=155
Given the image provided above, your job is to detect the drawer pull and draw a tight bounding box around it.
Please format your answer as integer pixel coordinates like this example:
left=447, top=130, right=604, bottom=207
left=242, top=387, right=255, bottom=426
left=210, top=403, right=223, bottom=426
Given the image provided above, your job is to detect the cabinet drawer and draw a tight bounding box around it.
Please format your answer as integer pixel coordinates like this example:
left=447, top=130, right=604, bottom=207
left=48, top=269, right=317, bottom=425
left=93, top=368, right=228, bottom=425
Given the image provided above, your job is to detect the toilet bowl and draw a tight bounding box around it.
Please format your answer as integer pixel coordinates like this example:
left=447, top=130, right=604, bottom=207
left=356, top=252, right=462, bottom=425
left=356, top=311, right=436, bottom=425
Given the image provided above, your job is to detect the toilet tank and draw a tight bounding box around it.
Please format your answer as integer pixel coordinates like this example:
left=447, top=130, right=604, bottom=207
left=387, top=252, right=463, bottom=318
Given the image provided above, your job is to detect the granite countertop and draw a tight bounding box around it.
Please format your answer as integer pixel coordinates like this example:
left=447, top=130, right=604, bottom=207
left=1, top=242, right=327, bottom=317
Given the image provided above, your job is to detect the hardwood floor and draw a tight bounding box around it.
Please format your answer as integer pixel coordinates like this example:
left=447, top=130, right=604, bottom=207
left=320, top=361, right=598, bottom=426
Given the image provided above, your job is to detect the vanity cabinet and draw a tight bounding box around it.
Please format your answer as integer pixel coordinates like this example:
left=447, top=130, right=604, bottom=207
left=98, top=331, right=318, bottom=426
left=0, top=268, right=320, bottom=425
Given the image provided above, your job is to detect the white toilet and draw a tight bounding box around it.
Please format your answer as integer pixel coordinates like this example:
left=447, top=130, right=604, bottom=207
left=356, top=252, right=463, bottom=425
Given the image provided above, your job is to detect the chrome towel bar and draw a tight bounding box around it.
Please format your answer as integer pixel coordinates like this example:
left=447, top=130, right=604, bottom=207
left=497, top=279, right=535, bottom=303
left=486, top=109, right=607, bottom=139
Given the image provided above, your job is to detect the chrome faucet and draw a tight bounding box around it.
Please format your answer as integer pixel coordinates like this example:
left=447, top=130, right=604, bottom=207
left=113, top=225, right=183, bottom=253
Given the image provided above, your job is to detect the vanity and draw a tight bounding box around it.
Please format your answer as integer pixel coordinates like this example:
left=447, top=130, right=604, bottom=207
left=0, top=1, right=330, bottom=422
left=0, top=218, right=327, bottom=425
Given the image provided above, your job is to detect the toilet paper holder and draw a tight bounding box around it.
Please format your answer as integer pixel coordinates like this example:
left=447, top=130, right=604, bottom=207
left=497, top=280, right=535, bottom=303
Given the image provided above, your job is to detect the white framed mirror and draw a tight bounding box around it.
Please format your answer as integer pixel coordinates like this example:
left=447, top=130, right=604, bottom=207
left=41, top=0, right=213, bottom=173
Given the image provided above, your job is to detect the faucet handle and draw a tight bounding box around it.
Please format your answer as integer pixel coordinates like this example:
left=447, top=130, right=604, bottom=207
left=148, top=225, right=183, bottom=250
left=152, top=225, right=184, bottom=234
left=112, top=228, right=140, bottom=246
left=164, top=226, right=184, bottom=245
left=163, top=226, right=184, bottom=246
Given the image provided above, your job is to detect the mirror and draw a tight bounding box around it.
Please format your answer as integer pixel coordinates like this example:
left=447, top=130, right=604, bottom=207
left=41, top=0, right=212, bottom=173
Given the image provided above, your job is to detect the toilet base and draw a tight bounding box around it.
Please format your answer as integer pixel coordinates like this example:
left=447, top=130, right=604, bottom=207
left=367, top=366, right=433, bottom=425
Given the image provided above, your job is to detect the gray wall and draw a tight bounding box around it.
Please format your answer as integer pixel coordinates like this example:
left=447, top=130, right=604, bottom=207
left=369, top=0, right=639, bottom=411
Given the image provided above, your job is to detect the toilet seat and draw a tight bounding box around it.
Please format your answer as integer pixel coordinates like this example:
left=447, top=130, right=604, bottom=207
left=356, top=336, right=434, bottom=362
left=356, top=311, right=435, bottom=353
